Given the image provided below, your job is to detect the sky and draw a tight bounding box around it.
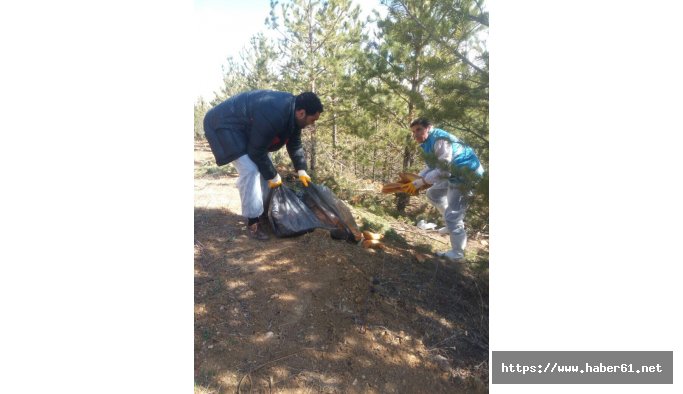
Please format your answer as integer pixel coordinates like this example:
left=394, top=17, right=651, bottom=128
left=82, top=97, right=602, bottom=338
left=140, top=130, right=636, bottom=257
left=193, top=0, right=384, bottom=101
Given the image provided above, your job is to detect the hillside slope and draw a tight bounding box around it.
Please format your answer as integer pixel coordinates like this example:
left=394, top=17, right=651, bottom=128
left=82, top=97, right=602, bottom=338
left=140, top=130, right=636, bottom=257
left=194, top=142, right=489, bottom=393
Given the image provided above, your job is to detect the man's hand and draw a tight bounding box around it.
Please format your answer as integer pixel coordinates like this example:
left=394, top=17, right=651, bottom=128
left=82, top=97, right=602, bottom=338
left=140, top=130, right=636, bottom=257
left=298, top=170, right=312, bottom=187
left=268, top=174, right=282, bottom=189
left=401, top=178, right=426, bottom=195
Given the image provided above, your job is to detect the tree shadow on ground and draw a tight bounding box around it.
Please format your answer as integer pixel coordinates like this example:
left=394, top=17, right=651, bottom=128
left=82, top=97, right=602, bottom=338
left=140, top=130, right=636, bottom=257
left=195, top=206, right=488, bottom=394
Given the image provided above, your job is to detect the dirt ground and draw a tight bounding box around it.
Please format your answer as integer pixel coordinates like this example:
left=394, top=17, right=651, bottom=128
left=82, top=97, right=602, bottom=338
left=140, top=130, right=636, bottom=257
left=194, top=141, right=489, bottom=393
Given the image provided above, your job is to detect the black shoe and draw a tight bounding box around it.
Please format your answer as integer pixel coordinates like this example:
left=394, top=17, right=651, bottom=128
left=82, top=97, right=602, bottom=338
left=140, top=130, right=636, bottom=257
left=247, top=223, right=269, bottom=241
left=259, top=213, right=271, bottom=233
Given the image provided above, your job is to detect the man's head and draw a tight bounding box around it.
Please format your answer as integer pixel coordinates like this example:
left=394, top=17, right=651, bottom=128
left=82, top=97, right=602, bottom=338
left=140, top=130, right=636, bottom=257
left=295, top=92, right=324, bottom=128
left=410, top=117, right=432, bottom=143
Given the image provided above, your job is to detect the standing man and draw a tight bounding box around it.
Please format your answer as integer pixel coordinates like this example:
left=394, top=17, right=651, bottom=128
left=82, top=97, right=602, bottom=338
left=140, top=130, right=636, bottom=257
left=203, top=90, right=323, bottom=240
left=403, top=118, right=484, bottom=262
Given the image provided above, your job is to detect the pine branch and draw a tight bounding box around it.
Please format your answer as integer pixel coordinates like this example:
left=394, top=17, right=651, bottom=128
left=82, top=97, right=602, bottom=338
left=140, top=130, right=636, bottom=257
left=395, top=0, right=487, bottom=75
left=443, top=122, right=489, bottom=145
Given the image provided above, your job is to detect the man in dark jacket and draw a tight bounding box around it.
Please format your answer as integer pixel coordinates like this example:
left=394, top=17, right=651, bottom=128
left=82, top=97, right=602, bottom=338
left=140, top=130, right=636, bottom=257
left=203, top=90, right=323, bottom=240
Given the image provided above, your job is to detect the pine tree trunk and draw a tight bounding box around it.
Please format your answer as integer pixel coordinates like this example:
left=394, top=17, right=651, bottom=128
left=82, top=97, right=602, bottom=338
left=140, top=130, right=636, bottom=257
left=396, top=43, right=422, bottom=214
left=332, top=110, right=337, bottom=156
left=353, top=151, right=356, bottom=177
left=382, top=151, right=388, bottom=183
left=371, top=118, right=378, bottom=181
left=396, top=136, right=413, bottom=213
left=372, top=146, right=377, bottom=181
left=308, top=78, right=317, bottom=174
left=310, top=127, right=317, bottom=174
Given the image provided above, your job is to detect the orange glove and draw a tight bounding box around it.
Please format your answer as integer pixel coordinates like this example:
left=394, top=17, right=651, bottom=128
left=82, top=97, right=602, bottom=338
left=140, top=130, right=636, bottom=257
left=297, top=170, right=311, bottom=187
left=268, top=174, right=282, bottom=189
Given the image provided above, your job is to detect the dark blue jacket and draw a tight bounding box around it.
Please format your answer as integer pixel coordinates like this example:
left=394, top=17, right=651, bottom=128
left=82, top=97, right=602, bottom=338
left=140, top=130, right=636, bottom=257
left=203, top=90, right=307, bottom=180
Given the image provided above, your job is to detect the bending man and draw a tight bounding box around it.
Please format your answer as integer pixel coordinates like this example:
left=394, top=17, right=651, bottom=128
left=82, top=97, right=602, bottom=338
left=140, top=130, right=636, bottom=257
left=203, top=90, right=323, bottom=240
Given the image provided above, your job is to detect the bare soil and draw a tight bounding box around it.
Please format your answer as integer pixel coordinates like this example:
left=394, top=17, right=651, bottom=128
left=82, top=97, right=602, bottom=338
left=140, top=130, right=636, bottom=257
left=194, top=141, right=489, bottom=393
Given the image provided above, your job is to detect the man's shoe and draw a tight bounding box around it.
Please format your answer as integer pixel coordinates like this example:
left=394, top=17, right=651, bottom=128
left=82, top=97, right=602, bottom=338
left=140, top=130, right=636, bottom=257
left=436, top=250, right=464, bottom=262
left=247, top=223, right=269, bottom=241
left=437, top=226, right=449, bottom=235
left=258, top=213, right=270, bottom=229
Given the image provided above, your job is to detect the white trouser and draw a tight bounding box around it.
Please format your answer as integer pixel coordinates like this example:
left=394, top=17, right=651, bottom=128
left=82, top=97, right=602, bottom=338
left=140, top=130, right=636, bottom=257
left=426, top=180, right=469, bottom=259
left=231, top=154, right=271, bottom=219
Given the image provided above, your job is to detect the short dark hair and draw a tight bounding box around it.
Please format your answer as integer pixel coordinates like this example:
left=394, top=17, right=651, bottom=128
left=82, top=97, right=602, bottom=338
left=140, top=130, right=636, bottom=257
left=295, top=92, right=324, bottom=115
left=410, top=117, right=431, bottom=128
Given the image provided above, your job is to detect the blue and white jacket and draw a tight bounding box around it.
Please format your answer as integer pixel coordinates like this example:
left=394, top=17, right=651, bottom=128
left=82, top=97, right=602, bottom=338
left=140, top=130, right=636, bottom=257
left=418, top=128, right=484, bottom=184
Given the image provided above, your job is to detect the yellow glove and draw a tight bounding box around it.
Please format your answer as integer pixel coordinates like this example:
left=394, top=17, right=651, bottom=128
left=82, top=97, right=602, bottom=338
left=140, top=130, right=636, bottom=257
left=268, top=174, right=282, bottom=189
left=401, top=181, right=417, bottom=195
left=401, top=178, right=426, bottom=195
left=297, top=170, right=311, bottom=187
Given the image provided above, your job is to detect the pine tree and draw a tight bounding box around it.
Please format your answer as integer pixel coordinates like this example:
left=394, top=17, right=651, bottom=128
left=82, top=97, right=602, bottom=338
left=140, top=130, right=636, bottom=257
left=268, top=0, right=364, bottom=175
left=241, top=32, right=280, bottom=91
left=354, top=0, right=489, bottom=214
left=356, top=0, right=438, bottom=213
left=212, top=56, right=248, bottom=105
left=194, top=96, right=208, bottom=140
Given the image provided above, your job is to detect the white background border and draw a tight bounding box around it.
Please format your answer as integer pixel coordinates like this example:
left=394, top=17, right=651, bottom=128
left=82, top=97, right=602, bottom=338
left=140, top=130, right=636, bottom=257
left=1, top=1, right=681, bottom=393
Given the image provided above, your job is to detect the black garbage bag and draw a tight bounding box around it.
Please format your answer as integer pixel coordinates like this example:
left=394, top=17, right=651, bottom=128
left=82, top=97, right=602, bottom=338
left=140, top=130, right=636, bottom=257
left=302, top=184, right=362, bottom=242
left=268, top=185, right=327, bottom=238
